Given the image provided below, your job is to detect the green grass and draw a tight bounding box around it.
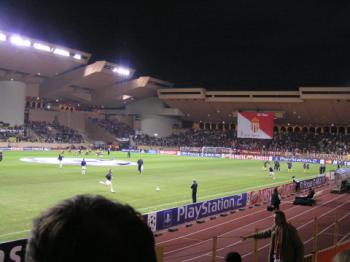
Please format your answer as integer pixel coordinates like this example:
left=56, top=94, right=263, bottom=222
left=0, top=150, right=322, bottom=242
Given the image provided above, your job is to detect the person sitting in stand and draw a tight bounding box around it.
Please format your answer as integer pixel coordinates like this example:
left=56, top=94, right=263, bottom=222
left=296, top=187, right=315, bottom=201
left=293, top=188, right=316, bottom=206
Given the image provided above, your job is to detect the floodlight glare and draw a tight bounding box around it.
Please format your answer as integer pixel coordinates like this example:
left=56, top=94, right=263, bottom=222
left=73, top=54, right=82, bottom=60
left=33, top=43, right=51, bottom=52
left=10, top=35, right=31, bottom=47
left=121, top=95, right=132, bottom=100
left=112, top=67, right=130, bottom=76
left=53, top=48, right=70, bottom=56
left=0, top=33, right=6, bottom=41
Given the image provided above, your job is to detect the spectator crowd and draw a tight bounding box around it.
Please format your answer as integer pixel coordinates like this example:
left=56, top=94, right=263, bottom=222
left=91, top=118, right=134, bottom=139
left=28, top=121, right=84, bottom=143
left=0, top=121, right=84, bottom=144
left=2, top=116, right=350, bottom=155
left=133, top=129, right=350, bottom=155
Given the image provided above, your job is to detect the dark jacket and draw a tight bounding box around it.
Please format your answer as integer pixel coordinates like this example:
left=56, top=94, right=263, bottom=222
left=271, top=192, right=281, bottom=207
left=253, top=224, right=304, bottom=262
left=191, top=183, right=197, bottom=194
left=307, top=189, right=315, bottom=199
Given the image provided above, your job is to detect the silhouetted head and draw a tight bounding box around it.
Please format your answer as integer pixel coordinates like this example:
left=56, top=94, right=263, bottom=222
left=274, top=210, right=287, bottom=227
left=26, top=194, right=156, bottom=262
left=225, top=251, right=242, bottom=262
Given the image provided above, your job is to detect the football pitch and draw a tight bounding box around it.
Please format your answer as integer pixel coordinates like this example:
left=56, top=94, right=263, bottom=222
left=0, top=150, right=322, bottom=242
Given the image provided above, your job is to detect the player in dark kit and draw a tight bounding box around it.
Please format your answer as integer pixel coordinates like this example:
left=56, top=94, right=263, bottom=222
left=319, top=164, right=326, bottom=174
left=0, top=151, right=2, bottom=162
left=191, top=180, right=198, bottom=203
left=303, top=163, right=307, bottom=173
left=81, top=158, right=87, bottom=175
left=263, top=160, right=269, bottom=171
left=269, top=166, right=275, bottom=180
left=287, top=161, right=292, bottom=172
left=58, top=154, right=63, bottom=168
left=274, top=160, right=280, bottom=171
left=99, top=169, right=115, bottom=193
left=137, top=159, right=144, bottom=175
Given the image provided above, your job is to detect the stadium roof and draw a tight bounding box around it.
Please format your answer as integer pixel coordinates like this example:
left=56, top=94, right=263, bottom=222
left=158, top=87, right=350, bottom=125
left=1, top=28, right=350, bottom=125
left=0, top=29, right=174, bottom=107
left=0, top=30, right=90, bottom=78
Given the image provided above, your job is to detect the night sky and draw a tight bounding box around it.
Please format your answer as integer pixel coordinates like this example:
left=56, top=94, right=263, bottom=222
left=1, top=1, right=350, bottom=90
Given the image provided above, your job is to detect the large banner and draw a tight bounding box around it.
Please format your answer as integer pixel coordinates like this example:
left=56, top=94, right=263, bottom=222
left=146, top=193, right=248, bottom=232
left=237, top=112, right=274, bottom=139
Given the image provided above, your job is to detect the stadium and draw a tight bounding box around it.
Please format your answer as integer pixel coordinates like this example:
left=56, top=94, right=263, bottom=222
left=1, top=28, right=350, bottom=262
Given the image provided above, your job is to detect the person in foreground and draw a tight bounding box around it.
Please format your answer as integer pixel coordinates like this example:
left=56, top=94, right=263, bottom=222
left=225, top=251, right=242, bottom=262
left=241, top=210, right=304, bottom=262
left=333, top=248, right=350, bottom=262
left=25, top=194, right=157, bottom=262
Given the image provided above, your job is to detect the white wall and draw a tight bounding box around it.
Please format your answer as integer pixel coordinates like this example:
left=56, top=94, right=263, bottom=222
left=0, top=81, right=26, bottom=126
left=126, top=97, right=166, bottom=115
left=140, top=115, right=179, bottom=137
left=125, top=98, right=181, bottom=137
left=25, top=84, right=39, bottom=97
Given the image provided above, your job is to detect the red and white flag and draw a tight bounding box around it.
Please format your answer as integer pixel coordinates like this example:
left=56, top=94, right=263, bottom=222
left=237, top=112, right=274, bottom=139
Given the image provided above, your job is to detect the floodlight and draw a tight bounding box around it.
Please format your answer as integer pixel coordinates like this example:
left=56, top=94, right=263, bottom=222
left=112, top=67, right=130, bottom=76
left=0, top=33, right=6, bottom=41
left=33, top=42, right=51, bottom=52
left=10, top=35, right=31, bottom=47
left=53, top=48, right=70, bottom=56
left=73, top=54, right=81, bottom=60
left=121, top=95, right=132, bottom=100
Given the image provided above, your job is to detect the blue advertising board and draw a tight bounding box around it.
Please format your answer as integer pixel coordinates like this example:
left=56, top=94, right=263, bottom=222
left=0, top=238, right=27, bottom=262
left=180, top=152, right=222, bottom=158
left=272, top=156, right=320, bottom=164
left=151, top=192, right=247, bottom=231
left=300, top=176, right=326, bottom=190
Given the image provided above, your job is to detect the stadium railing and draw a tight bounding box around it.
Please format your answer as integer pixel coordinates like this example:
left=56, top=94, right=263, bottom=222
left=154, top=208, right=350, bottom=262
